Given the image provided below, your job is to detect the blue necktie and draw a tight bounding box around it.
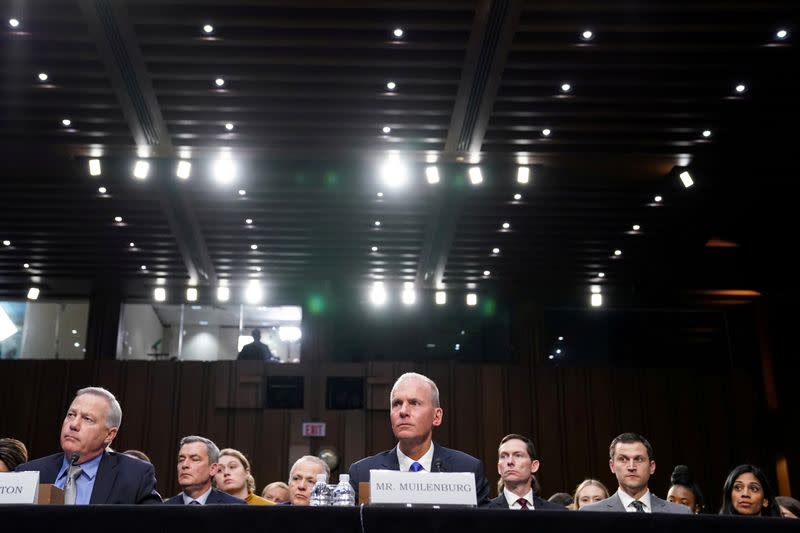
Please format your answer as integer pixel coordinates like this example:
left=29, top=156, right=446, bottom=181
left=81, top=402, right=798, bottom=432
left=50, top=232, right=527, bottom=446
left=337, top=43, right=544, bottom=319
left=410, top=461, right=423, bottom=472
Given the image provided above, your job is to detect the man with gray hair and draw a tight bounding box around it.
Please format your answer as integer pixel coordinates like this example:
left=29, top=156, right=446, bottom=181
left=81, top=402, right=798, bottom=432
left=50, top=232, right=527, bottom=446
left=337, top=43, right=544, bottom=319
left=16, top=386, right=161, bottom=504
left=348, top=372, right=490, bottom=505
left=164, top=436, right=245, bottom=505
left=287, top=455, right=330, bottom=505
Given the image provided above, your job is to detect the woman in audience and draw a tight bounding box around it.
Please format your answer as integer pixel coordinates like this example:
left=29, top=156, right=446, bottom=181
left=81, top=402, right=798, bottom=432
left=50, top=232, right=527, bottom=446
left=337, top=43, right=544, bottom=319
left=214, top=448, right=274, bottom=505
left=572, top=478, right=609, bottom=510
left=775, top=496, right=800, bottom=519
left=0, top=437, right=28, bottom=472
left=667, top=464, right=705, bottom=513
left=719, top=464, right=781, bottom=517
left=262, top=481, right=291, bottom=504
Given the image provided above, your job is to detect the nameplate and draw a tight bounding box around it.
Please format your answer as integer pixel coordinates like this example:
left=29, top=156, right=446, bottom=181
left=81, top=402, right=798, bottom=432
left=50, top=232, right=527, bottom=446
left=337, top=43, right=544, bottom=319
left=0, top=472, right=40, bottom=504
left=369, top=470, right=477, bottom=507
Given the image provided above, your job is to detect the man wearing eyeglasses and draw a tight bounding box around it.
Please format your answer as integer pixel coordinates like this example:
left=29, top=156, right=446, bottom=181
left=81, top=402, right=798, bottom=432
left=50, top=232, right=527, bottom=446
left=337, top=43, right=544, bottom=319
left=580, top=433, right=690, bottom=514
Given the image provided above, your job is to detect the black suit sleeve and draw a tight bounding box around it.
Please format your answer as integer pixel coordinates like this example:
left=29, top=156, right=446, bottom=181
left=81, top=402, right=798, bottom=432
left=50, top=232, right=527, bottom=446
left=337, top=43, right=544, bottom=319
left=473, top=460, right=490, bottom=507
left=135, top=462, right=163, bottom=504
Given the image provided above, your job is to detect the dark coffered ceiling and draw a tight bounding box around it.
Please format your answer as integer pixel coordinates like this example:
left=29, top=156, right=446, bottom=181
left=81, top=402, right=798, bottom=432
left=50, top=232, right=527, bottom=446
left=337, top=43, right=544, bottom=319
left=0, top=0, right=797, bottom=306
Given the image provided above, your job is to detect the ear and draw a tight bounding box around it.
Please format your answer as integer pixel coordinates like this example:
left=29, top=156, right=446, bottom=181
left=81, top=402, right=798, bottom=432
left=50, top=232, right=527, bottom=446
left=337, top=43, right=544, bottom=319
left=530, top=460, right=541, bottom=475
left=763, top=499, right=769, bottom=508
left=209, top=463, right=219, bottom=476
left=432, top=407, right=443, bottom=427
left=609, top=458, right=615, bottom=474
left=104, top=427, right=118, bottom=446
left=648, top=460, right=656, bottom=476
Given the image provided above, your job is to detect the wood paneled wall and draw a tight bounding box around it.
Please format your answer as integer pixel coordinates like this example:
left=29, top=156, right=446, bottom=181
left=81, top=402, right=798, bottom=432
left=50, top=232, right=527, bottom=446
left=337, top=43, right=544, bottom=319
left=0, top=312, right=776, bottom=510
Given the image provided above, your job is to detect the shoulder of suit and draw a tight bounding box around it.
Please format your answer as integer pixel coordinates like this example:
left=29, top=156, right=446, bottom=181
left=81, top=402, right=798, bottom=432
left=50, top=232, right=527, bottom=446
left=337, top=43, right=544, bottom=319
left=434, top=444, right=480, bottom=465
left=579, top=494, right=618, bottom=511
left=15, top=452, right=63, bottom=471
left=350, top=448, right=394, bottom=468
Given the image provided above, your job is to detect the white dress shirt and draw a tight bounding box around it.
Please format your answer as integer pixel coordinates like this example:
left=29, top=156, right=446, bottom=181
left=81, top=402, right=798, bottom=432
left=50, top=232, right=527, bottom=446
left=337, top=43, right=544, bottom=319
left=617, top=489, right=652, bottom=513
left=396, top=442, right=435, bottom=472
left=503, top=488, right=535, bottom=509
left=182, top=486, right=213, bottom=505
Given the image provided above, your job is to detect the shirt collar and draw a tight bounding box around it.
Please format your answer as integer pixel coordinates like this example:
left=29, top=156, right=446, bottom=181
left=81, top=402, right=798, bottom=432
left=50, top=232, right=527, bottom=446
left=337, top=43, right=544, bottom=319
left=56, top=452, right=104, bottom=482
left=182, top=486, right=213, bottom=505
left=503, top=488, right=534, bottom=509
left=396, top=442, right=434, bottom=472
left=617, top=488, right=651, bottom=511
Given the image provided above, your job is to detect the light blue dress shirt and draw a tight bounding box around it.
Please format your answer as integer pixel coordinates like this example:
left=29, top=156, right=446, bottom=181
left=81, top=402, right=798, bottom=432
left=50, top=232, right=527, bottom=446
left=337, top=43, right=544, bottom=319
left=54, top=453, right=103, bottom=505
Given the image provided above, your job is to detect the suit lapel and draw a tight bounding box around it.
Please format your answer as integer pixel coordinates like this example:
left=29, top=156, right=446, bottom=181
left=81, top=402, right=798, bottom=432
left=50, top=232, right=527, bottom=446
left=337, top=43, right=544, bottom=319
left=650, top=495, right=666, bottom=511
left=90, top=451, right=117, bottom=504
left=42, top=454, right=65, bottom=484
left=381, top=447, right=401, bottom=470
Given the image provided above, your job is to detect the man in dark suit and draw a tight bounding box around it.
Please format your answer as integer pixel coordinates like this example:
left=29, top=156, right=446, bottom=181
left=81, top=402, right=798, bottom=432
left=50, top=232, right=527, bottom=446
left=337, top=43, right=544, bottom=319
left=348, top=372, right=490, bottom=506
left=16, top=386, right=160, bottom=504
left=163, top=436, right=245, bottom=505
left=580, top=432, right=690, bottom=514
left=486, top=434, right=566, bottom=510
left=237, top=328, right=277, bottom=361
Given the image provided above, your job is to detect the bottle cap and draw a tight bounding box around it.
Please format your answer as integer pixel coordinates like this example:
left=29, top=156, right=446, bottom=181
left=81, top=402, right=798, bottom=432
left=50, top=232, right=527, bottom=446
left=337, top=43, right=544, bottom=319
left=339, top=474, right=350, bottom=483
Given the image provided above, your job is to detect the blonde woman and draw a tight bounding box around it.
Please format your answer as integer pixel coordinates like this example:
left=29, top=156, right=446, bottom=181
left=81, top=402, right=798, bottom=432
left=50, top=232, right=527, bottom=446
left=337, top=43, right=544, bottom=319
left=214, top=448, right=274, bottom=505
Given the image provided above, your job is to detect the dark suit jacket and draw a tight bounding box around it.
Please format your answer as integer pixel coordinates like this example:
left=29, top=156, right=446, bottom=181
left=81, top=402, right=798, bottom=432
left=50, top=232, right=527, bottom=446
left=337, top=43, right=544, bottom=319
left=348, top=443, right=490, bottom=506
left=16, top=450, right=161, bottom=504
left=164, top=488, right=247, bottom=505
left=580, top=491, right=691, bottom=514
left=486, top=492, right=569, bottom=510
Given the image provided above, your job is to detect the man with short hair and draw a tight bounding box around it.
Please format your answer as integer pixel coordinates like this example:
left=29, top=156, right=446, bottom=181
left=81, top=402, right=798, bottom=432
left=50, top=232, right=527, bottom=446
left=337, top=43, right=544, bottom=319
left=164, top=436, right=245, bottom=505
left=487, top=434, right=566, bottom=510
left=348, top=372, right=490, bottom=506
left=237, top=328, right=277, bottom=361
left=580, top=432, right=690, bottom=514
left=16, top=386, right=161, bottom=504
left=287, top=455, right=329, bottom=505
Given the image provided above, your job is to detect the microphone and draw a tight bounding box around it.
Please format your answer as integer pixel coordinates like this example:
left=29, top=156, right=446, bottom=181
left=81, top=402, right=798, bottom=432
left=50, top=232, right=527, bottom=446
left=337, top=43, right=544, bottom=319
left=432, top=459, right=444, bottom=472
left=69, top=452, right=80, bottom=466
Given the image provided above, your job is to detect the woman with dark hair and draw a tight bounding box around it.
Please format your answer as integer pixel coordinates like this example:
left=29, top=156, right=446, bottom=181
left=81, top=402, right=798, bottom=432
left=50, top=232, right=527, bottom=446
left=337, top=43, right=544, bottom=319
left=0, top=438, right=28, bottom=472
left=720, top=464, right=781, bottom=517
left=667, top=465, right=705, bottom=513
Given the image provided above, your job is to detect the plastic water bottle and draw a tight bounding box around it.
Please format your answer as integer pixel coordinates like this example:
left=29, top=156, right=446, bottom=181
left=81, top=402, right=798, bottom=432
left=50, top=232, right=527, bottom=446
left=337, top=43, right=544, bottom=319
left=309, top=473, right=331, bottom=506
left=332, top=474, right=356, bottom=506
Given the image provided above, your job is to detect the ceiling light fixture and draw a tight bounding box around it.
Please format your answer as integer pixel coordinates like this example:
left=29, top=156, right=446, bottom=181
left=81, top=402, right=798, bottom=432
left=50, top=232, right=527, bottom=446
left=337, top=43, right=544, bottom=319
left=435, top=291, right=446, bottom=305
left=514, top=193, right=522, bottom=200
left=214, top=77, right=225, bottom=87
left=98, top=186, right=107, bottom=194
left=8, top=18, right=20, bottom=28
left=614, top=249, right=622, bottom=256
left=702, top=129, right=712, bottom=138
left=379, top=153, right=407, bottom=188
left=250, top=244, right=258, bottom=250
left=401, top=282, right=416, bottom=306
left=492, top=247, right=500, bottom=255
left=245, top=280, right=263, bottom=304
left=129, top=242, right=135, bottom=247
left=203, top=24, right=214, bottom=34
left=186, top=288, right=198, bottom=302
left=376, top=192, right=384, bottom=198
left=140, top=265, right=147, bottom=271
left=591, top=293, right=603, bottom=307
left=598, top=272, right=605, bottom=278
left=212, top=157, right=237, bottom=183
left=632, top=224, right=641, bottom=231
left=382, top=126, right=391, bottom=134
left=238, top=189, right=246, bottom=196
left=466, top=293, right=478, bottom=306
left=27, top=287, right=40, bottom=300
left=370, top=281, right=387, bottom=306
left=483, top=270, right=490, bottom=277
left=735, top=83, right=747, bottom=94
left=114, top=216, right=123, bottom=223
left=374, top=220, right=381, bottom=227
left=176, top=160, right=191, bottom=179
left=561, top=82, right=571, bottom=92
left=468, top=167, right=483, bottom=185
left=393, top=28, right=404, bottom=38
left=654, top=195, right=663, bottom=203
left=542, top=128, right=551, bottom=137
left=245, top=218, right=253, bottom=225
left=225, top=122, right=234, bottom=131
left=386, top=81, right=396, bottom=90
left=216, top=286, right=230, bottom=302
left=133, top=160, right=150, bottom=179
left=679, top=170, right=694, bottom=188
left=61, top=119, right=72, bottom=127
left=581, top=29, right=594, bottom=41
left=89, top=159, right=101, bottom=176
left=776, top=29, right=788, bottom=40
left=37, top=73, right=48, bottom=82
left=517, top=166, right=530, bottom=184
left=371, top=246, right=378, bottom=252
left=425, top=166, right=440, bottom=184
left=154, top=287, right=166, bottom=302
left=502, top=222, right=510, bottom=229
left=23, top=263, right=30, bottom=269
left=2, top=240, right=10, bottom=246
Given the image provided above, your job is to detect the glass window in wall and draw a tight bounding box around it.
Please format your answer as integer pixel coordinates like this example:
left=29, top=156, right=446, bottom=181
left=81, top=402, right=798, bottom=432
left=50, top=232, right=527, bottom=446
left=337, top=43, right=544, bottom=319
left=0, top=300, right=89, bottom=359
left=117, top=303, right=302, bottom=362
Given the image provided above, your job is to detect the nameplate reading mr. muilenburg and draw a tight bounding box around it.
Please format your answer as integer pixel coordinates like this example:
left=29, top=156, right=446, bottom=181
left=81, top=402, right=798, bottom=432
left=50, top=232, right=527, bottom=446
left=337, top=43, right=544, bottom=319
left=369, top=470, right=477, bottom=506
left=0, top=472, right=40, bottom=504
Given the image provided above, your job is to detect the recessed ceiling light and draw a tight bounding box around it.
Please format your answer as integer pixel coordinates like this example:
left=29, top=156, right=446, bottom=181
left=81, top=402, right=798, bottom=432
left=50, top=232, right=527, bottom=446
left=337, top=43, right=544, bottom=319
left=255, top=266, right=262, bottom=272
left=679, top=171, right=694, bottom=188
left=61, top=118, right=71, bottom=127
left=386, top=81, right=396, bottom=90
left=581, top=29, right=594, bottom=41
left=9, top=18, right=20, bottom=28
left=2, top=240, right=10, bottom=246
left=468, top=167, right=483, bottom=185
left=98, top=186, right=107, bottom=194
left=140, top=265, right=147, bottom=271
left=23, top=263, right=30, bottom=268
left=133, top=160, right=150, bottom=179
left=598, top=272, right=605, bottom=278
left=27, top=287, right=40, bottom=300
left=735, top=83, right=747, bottom=94
left=517, top=166, right=530, bottom=184
left=129, top=242, right=135, bottom=247
left=370, top=281, right=387, bottom=306
left=203, top=24, right=214, bottom=34
left=154, top=287, right=166, bottom=302
left=250, top=244, right=258, bottom=250
left=435, top=291, right=446, bottom=305
left=393, top=28, right=404, bottom=38
left=483, top=270, right=490, bottom=277
left=632, top=224, right=641, bottom=231
left=186, top=288, right=198, bottom=302
left=614, top=249, right=622, bottom=256
left=425, top=166, right=440, bottom=184
left=560, top=82, right=571, bottom=92
left=466, top=293, right=478, bottom=306
left=590, top=293, right=603, bottom=307
left=214, top=77, right=225, bottom=87
left=217, top=286, right=230, bottom=302
left=238, top=189, right=246, bottom=196
left=374, top=220, right=381, bottom=227
left=382, top=126, right=391, bottom=134
left=114, top=216, right=122, bottom=223
left=502, top=222, right=510, bottom=229
left=376, top=192, right=384, bottom=198
left=371, top=246, right=378, bottom=252
left=175, top=160, right=191, bottom=180
left=37, top=72, right=48, bottom=82
left=212, top=157, right=237, bottom=183
left=492, top=247, right=500, bottom=255
left=776, top=29, right=788, bottom=40
left=89, top=159, right=101, bottom=176
left=245, top=218, right=253, bottom=224
left=654, top=195, right=663, bottom=203
left=542, top=128, right=551, bottom=137
left=702, top=129, right=712, bottom=138
left=225, top=122, right=234, bottom=131
left=514, top=193, right=522, bottom=200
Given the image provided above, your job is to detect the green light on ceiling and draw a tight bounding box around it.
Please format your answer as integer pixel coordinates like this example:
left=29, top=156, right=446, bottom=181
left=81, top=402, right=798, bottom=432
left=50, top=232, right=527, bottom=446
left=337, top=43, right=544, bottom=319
left=307, top=293, right=327, bottom=315
left=481, top=297, right=496, bottom=317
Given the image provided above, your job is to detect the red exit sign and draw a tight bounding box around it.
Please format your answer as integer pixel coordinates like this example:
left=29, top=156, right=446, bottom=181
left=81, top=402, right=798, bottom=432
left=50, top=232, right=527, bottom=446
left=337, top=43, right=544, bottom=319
left=302, top=422, right=326, bottom=437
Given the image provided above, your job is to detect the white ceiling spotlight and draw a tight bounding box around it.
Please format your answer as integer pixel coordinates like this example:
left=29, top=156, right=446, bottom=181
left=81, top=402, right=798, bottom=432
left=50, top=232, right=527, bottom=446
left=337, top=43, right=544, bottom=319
left=466, top=293, right=478, bottom=306
left=379, top=153, right=408, bottom=188
left=679, top=170, right=694, bottom=188
left=654, top=195, right=663, bottom=203
left=371, top=246, right=378, bottom=252
left=37, top=72, right=48, bottom=82
left=203, top=24, right=214, bottom=34
left=598, top=272, right=605, bottom=278
left=735, top=83, right=747, bottom=94
left=8, top=18, right=20, bottom=28
left=370, top=281, right=387, bottom=306
left=374, top=220, right=381, bottom=227
left=560, top=82, right=572, bottom=93
left=502, top=222, right=510, bottom=230
left=214, top=77, right=225, bottom=87
left=114, top=216, right=123, bottom=223
left=401, top=281, right=416, bottom=306
left=212, top=156, right=237, bottom=183
left=632, top=224, right=641, bottom=231
left=542, top=128, right=552, bottom=137
left=225, top=122, right=234, bottom=131
left=513, top=193, right=522, bottom=201
left=133, top=160, right=150, bottom=179
left=581, top=29, right=594, bottom=41
left=590, top=292, right=603, bottom=307
left=89, top=159, right=101, bottom=176
left=702, top=129, right=712, bottom=138
left=382, top=126, right=391, bottom=134
left=393, top=28, right=404, bottom=38
left=61, top=118, right=72, bottom=127
left=386, top=81, right=396, bottom=90
left=468, top=166, right=483, bottom=185
left=154, top=287, right=166, bottom=302
left=186, top=287, right=198, bottom=302
left=776, top=29, right=789, bottom=40
left=491, top=247, right=500, bottom=255
left=483, top=270, right=491, bottom=277
left=517, top=166, right=530, bottom=184
left=27, top=287, right=40, bottom=300
left=425, top=166, right=440, bottom=184
left=435, top=291, right=447, bottom=305
left=216, top=286, right=230, bottom=302
left=613, top=249, right=622, bottom=257
left=238, top=189, right=246, bottom=196
left=2, top=240, right=10, bottom=246
left=176, top=160, right=191, bottom=179
left=245, top=280, right=263, bottom=304
left=98, top=186, right=107, bottom=194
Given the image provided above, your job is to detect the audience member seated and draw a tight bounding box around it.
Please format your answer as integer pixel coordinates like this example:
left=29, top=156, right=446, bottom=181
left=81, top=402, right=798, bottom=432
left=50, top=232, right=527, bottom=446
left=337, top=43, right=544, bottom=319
left=348, top=372, right=490, bottom=506
left=262, top=481, right=291, bottom=504
left=548, top=492, right=574, bottom=508
left=122, top=449, right=151, bottom=463
left=719, top=464, right=781, bottom=517
left=667, top=464, right=704, bottom=513
left=580, top=432, right=690, bottom=514
left=487, top=433, right=566, bottom=510
left=0, top=437, right=28, bottom=472
left=775, top=496, right=800, bottom=519
left=214, top=448, right=274, bottom=505
left=164, top=436, right=245, bottom=505
left=573, top=478, right=610, bottom=510
left=15, top=386, right=161, bottom=504
left=288, top=455, right=329, bottom=505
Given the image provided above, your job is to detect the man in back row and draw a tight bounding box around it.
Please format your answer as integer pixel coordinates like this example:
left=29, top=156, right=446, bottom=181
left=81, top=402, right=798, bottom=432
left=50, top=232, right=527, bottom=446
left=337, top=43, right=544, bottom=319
left=580, top=432, right=690, bottom=514
left=348, top=372, right=490, bottom=506
left=164, top=435, right=245, bottom=505
left=16, top=386, right=161, bottom=504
